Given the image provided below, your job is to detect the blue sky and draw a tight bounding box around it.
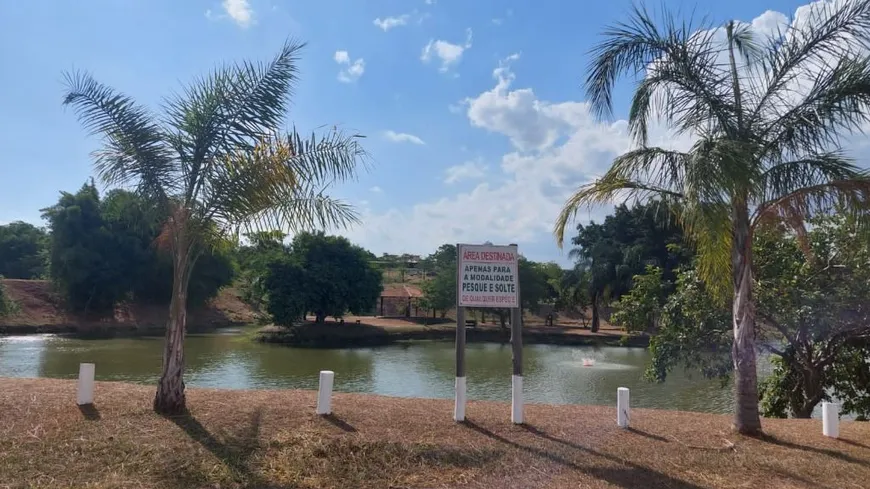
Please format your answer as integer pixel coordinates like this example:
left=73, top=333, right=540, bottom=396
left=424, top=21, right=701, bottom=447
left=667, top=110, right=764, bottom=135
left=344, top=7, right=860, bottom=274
left=0, top=0, right=827, bottom=264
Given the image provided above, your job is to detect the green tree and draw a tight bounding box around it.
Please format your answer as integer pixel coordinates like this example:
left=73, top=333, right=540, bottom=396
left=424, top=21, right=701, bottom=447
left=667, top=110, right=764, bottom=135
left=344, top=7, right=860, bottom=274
left=0, top=277, right=19, bottom=318
left=265, top=232, right=382, bottom=325
left=610, top=265, right=667, bottom=333
left=555, top=3, right=870, bottom=434
left=630, top=216, right=870, bottom=419
left=63, top=41, right=366, bottom=414
left=420, top=268, right=455, bottom=318
left=236, top=231, right=289, bottom=310
left=42, top=182, right=133, bottom=313
left=0, top=221, right=48, bottom=279
left=568, top=202, right=688, bottom=332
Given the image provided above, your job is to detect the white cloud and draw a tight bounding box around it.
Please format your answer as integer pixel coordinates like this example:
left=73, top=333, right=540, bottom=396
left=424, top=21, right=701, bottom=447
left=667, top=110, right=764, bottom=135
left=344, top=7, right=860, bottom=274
left=444, top=159, right=488, bottom=184
left=383, top=130, right=425, bottom=145
left=343, top=1, right=865, bottom=259
left=421, top=28, right=472, bottom=72
left=425, top=0, right=436, bottom=4
left=370, top=186, right=383, bottom=193
left=461, top=54, right=590, bottom=151
left=492, top=18, right=503, bottom=25
left=222, top=0, right=253, bottom=28
left=334, top=50, right=365, bottom=83
left=373, top=15, right=410, bottom=31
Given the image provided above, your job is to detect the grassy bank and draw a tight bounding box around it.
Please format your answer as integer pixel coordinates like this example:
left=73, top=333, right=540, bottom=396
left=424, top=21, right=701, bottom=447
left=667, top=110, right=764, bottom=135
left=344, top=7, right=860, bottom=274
left=255, top=321, right=648, bottom=348
left=0, top=279, right=256, bottom=337
left=3, top=378, right=870, bottom=488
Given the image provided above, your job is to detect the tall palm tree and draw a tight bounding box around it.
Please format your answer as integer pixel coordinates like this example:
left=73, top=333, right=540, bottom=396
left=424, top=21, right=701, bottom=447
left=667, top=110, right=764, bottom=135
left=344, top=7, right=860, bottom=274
left=555, top=3, right=870, bottom=434
left=63, top=41, right=366, bottom=414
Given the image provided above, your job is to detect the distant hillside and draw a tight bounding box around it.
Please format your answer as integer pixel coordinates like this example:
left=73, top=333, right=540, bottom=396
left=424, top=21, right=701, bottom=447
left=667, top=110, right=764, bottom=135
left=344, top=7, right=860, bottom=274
left=0, top=279, right=257, bottom=334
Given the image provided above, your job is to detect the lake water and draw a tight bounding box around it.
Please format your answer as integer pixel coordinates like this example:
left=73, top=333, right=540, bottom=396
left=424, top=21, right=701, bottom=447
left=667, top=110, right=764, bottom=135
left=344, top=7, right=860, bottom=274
left=0, top=329, right=734, bottom=413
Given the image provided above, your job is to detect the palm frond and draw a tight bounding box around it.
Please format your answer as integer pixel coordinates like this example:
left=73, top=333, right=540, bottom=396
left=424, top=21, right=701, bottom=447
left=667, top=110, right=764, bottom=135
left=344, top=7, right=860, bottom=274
left=676, top=201, right=732, bottom=301
left=586, top=3, right=733, bottom=138
left=755, top=152, right=863, bottom=206
left=753, top=0, right=870, bottom=123
left=163, top=40, right=305, bottom=204
left=554, top=176, right=683, bottom=246
left=752, top=176, right=870, bottom=230
left=62, top=71, right=175, bottom=199
left=760, top=54, right=870, bottom=159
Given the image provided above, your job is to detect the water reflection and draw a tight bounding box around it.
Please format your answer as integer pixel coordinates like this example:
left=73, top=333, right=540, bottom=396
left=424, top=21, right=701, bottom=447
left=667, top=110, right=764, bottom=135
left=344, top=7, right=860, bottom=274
left=0, top=331, right=734, bottom=414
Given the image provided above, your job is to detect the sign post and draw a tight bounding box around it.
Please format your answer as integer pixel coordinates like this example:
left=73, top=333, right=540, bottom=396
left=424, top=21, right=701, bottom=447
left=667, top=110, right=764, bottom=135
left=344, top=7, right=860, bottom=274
left=455, top=243, right=521, bottom=423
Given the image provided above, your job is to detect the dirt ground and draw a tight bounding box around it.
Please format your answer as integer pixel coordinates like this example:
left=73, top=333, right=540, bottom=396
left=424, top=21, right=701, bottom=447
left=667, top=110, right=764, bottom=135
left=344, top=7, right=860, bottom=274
left=2, top=378, right=870, bottom=488
left=0, top=279, right=256, bottom=333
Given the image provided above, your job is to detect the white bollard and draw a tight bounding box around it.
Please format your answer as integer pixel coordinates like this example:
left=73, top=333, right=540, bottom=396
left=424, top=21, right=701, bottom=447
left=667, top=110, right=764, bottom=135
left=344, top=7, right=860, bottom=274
left=454, top=377, right=466, bottom=422
left=511, top=375, right=524, bottom=424
left=823, top=402, right=839, bottom=438
left=77, top=363, right=95, bottom=406
left=316, top=370, right=334, bottom=415
left=617, top=387, right=630, bottom=428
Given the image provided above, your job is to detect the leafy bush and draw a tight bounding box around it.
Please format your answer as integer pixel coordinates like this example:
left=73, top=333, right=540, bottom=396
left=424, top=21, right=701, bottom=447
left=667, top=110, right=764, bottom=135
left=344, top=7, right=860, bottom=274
left=0, top=277, right=20, bottom=318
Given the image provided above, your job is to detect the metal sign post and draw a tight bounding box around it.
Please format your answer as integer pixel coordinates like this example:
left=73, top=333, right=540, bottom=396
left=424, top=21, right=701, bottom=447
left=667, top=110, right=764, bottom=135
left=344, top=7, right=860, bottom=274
left=454, top=243, right=522, bottom=424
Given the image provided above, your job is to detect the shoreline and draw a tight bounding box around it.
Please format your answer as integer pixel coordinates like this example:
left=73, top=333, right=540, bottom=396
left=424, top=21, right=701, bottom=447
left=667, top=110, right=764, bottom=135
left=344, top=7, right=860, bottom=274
left=2, top=377, right=869, bottom=488
left=254, top=322, right=650, bottom=348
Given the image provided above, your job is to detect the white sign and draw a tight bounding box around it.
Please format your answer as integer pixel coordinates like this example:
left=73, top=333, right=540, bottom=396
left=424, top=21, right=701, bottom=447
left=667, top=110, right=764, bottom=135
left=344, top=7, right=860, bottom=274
left=458, top=244, right=519, bottom=308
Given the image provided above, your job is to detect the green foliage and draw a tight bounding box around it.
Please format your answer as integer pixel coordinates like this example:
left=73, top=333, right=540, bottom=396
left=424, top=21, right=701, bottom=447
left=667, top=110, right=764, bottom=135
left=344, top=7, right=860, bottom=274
left=236, top=231, right=289, bottom=309
left=264, top=232, right=383, bottom=325
left=420, top=268, right=455, bottom=317
left=517, top=257, right=552, bottom=313
left=610, top=265, right=667, bottom=333
left=0, top=221, right=48, bottom=279
left=42, top=182, right=135, bottom=313
left=42, top=184, right=236, bottom=313
left=645, top=268, right=732, bottom=383
left=0, top=276, right=20, bottom=318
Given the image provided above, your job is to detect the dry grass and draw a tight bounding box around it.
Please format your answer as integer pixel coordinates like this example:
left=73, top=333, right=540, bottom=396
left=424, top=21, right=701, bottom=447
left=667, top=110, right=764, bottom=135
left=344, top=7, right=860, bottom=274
left=2, top=378, right=870, bottom=489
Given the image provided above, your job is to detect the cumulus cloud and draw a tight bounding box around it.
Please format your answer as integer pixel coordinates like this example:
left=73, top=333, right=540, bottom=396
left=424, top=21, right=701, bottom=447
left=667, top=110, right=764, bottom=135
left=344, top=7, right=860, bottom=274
left=421, top=28, right=472, bottom=72
left=383, top=130, right=425, bottom=145
left=444, top=159, right=488, bottom=184
left=373, top=15, right=410, bottom=31
left=334, top=50, right=365, bottom=83
left=342, top=1, right=867, bottom=259
left=222, top=0, right=253, bottom=28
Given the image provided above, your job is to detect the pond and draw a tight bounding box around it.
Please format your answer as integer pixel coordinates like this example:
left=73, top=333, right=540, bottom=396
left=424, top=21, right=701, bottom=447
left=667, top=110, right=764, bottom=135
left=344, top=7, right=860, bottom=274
left=0, top=329, right=734, bottom=413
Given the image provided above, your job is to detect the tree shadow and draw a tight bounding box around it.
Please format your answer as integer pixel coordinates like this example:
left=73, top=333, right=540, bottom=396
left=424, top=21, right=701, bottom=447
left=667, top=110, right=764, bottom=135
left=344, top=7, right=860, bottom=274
left=758, top=434, right=869, bottom=467
left=463, top=421, right=704, bottom=489
left=838, top=438, right=870, bottom=450
left=163, top=407, right=264, bottom=484
left=321, top=414, right=357, bottom=433
left=77, top=403, right=101, bottom=421
left=626, top=427, right=670, bottom=443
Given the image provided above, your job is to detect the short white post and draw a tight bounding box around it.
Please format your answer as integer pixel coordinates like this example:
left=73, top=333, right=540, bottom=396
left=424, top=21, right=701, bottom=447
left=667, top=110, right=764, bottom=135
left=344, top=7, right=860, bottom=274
left=454, top=377, right=466, bottom=422
left=617, top=387, right=630, bottom=428
left=511, top=375, right=524, bottom=424
left=77, top=363, right=95, bottom=406
left=316, top=370, right=334, bottom=415
left=822, top=402, right=839, bottom=438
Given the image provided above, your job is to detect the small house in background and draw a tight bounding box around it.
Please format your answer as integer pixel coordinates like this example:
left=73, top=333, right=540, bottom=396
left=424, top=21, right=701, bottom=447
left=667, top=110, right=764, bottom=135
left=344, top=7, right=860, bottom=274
left=379, top=285, right=423, bottom=317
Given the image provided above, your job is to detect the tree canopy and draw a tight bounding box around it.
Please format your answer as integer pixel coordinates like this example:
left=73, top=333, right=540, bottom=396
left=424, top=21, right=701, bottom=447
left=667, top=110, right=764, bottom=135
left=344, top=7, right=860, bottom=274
left=0, top=221, right=47, bottom=279
left=556, top=1, right=870, bottom=434
left=265, top=232, right=382, bottom=325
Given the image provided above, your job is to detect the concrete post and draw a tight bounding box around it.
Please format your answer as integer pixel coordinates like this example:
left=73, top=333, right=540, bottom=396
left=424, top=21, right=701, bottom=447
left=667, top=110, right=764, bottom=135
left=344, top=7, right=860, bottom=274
left=822, top=402, right=839, bottom=438
left=617, top=387, right=630, bottom=428
left=316, top=370, right=334, bottom=415
left=77, top=363, right=95, bottom=406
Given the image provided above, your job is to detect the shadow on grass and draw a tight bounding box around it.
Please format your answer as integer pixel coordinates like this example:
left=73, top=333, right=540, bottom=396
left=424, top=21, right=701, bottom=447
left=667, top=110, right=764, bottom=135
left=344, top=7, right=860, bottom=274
left=626, top=427, right=670, bottom=443
left=462, top=421, right=705, bottom=489
left=839, top=438, right=870, bottom=450
left=163, top=407, right=273, bottom=487
left=321, top=414, right=357, bottom=433
left=78, top=403, right=101, bottom=421
left=758, top=434, right=869, bottom=467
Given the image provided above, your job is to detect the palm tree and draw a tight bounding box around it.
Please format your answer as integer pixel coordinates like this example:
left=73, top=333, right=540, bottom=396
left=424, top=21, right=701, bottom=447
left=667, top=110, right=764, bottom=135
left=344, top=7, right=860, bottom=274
left=63, top=40, right=366, bottom=414
left=555, top=3, right=870, bottom=434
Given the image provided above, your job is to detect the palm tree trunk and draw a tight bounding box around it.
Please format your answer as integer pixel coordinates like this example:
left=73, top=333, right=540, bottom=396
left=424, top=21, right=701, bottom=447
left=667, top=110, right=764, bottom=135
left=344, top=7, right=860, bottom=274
left=153, top=237, right=192, bottom=415
left=732, top=204, right=762, bottom=435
